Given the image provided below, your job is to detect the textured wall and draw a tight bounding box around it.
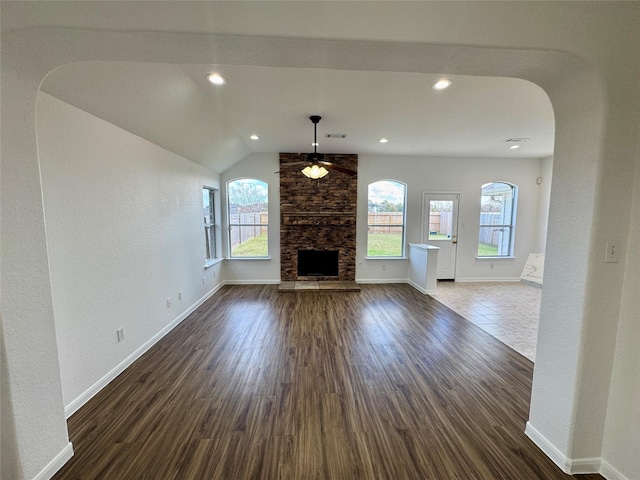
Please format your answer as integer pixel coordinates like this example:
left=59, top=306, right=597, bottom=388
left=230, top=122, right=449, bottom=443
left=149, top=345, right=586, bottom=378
left=37, top=93, right=222, bottom=410
left=280, top=153, right=357, bottom=281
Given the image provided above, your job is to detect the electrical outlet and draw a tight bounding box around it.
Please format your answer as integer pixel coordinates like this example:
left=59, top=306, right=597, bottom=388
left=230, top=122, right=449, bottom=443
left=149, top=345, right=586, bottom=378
left=116, top=327, right=125, bottom=342
left=604, top=240, right=620, bottom=263
left=202, top=276, right=205, bottom=285
left=213, top=270, right=216, bottom=278
left=167, top=297, right=172, bottom=308
left=178, top=291, right=182, bottom=301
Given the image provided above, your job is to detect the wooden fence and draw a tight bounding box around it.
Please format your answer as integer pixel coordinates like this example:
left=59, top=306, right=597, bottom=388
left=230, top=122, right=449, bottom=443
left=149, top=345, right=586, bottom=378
left=368, top=212, right=403, bottom=234
left=229, top=213, right=268, bottom=247
left=479, top=212, right=507, bottom=246
left=428, top=212, right=452, bottom=236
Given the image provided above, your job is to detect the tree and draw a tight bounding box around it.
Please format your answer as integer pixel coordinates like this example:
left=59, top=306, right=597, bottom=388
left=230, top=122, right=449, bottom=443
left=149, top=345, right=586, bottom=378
left=228, top=181, right=267, bottom=213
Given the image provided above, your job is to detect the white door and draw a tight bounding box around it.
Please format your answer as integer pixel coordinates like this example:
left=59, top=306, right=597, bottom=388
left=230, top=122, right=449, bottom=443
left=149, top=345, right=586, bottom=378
left=422, top=193, right=460, bottom=280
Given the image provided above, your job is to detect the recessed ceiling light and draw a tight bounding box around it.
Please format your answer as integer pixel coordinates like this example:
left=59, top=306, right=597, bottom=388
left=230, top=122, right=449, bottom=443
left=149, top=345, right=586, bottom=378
left=206, top=73, right=226, bottom=85
left=250, top=134, right=260, bottom=140
left=432, top=79, right=453, bottom=90
left=379, top=138, right=389, bottom=143
left=510, top=144, right=520, bottom=149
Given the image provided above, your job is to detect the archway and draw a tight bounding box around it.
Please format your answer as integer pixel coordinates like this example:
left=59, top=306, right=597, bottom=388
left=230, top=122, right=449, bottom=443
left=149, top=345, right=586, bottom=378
left=1, top=27, right=605, bottom=478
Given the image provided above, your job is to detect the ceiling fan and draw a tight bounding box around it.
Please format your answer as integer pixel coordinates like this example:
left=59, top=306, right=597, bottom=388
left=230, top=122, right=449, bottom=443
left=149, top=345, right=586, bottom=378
left=280, top=115, right=357, bottom=178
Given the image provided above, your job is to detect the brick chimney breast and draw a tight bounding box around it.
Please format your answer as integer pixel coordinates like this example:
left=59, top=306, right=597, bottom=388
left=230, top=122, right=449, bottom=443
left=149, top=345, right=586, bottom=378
left=279, top=153, right=357, bottom=281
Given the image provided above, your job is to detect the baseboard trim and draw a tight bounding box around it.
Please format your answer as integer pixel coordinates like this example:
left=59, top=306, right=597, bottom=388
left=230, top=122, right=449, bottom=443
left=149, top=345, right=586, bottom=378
left=600, top=459, right=631, bottom=480
left=571, top=457, right=601, bottom=475
left=456, top=277, right=521, bottom=283
left=33, top=442, right=73, bottom=480
left=525, top=422, right=572, bottom=473
left=406, top=279, right=437, bottom=294
left=525, top=422, right=601, bottom=475
left=64, top=283, right=223, bottom=418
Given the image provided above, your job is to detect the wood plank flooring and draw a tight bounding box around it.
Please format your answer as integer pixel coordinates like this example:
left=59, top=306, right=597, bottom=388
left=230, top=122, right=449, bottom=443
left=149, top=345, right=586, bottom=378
left=53, top=284, right=603, bottom=480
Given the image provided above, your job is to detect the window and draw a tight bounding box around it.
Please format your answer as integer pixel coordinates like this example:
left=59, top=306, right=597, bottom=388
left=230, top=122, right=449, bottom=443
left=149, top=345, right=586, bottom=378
left=367, top=180, right=407, bottom=257
left=478, top=182, right=517, bottom=257
left=227, top=179, right=269, bottom=258
left=203, top=187, right=217, bottom=262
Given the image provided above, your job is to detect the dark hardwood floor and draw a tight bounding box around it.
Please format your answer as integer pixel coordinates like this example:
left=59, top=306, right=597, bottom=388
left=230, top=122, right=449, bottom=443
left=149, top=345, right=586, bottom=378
left=53, top=284, right=603, bottom=479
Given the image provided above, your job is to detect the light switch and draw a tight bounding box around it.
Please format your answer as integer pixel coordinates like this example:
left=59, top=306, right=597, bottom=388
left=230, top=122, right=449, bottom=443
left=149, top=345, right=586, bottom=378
left=604, top=240, right=620, bottom=263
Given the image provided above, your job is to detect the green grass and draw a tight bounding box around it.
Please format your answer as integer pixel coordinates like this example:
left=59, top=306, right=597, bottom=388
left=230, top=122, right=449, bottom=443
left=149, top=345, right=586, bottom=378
left=477, top=242, right=499, bottom=256
left=367, top=233, right=403, bottom=256
left=232, top=233, right=268, bottom=257
left=233, top=233, right=500, bottom=258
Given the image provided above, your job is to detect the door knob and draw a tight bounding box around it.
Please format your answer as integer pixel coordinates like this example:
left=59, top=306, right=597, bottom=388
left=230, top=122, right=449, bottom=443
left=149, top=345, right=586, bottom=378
left=452, top=240, right=458, bottom=244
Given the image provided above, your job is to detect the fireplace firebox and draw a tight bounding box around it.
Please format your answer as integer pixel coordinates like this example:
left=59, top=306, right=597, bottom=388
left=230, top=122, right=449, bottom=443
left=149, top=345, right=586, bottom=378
left=298, top=250, right=339, bottom=277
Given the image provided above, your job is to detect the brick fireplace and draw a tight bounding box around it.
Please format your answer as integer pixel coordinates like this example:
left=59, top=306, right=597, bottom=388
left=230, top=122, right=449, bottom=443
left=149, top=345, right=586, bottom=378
left=280, top=153, right=357, bottom=281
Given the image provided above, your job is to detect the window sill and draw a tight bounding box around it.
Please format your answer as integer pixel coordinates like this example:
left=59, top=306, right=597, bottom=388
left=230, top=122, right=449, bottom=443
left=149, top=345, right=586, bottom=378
left=226, top=256, right=272, bottom=261
left=365, top=256, right=408, bottom=261
left=204, top=257, right=224, bottom=269
left=475, top=256, right=516, bottom=260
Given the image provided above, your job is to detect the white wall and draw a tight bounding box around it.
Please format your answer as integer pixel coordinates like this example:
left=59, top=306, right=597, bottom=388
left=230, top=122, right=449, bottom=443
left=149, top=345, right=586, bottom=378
left=600, top=129, right=640, bottom=480
left=534, top=156, right=553, bottom=253
left=220, top=153, right=546, bottom=284
left=220, top=153, right=281, bottom=283
left=37, top=93, right=223, bottom=412
left=356, top=155, right=545, bottom=282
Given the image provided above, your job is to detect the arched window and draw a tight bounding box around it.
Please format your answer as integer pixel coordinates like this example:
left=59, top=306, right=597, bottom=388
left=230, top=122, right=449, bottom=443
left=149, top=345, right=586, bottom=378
left=227, top=179, right=269, bottom=258
left=478, top=182, right=517, bottom=257
left=367, top=180, right=407, bottom=257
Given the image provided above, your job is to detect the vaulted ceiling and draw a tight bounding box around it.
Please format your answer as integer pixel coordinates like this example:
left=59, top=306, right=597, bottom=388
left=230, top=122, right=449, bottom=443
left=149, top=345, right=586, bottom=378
left=8, top=2, right=555, bottom=174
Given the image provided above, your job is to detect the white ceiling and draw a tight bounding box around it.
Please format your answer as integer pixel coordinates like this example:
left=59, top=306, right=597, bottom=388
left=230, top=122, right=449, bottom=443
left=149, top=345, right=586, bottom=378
left=6, top=1, right=555, bottom=174
left=41, top=62, right=554, bottom=173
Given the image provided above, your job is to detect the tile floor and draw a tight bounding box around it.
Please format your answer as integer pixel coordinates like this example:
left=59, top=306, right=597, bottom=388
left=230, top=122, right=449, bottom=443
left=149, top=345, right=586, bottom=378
left=430, top=281, right=541, bottom=362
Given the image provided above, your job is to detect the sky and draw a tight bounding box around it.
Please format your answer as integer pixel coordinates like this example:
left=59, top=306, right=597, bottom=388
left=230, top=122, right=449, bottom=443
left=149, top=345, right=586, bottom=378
left=368, top=180, right=406, bottom=205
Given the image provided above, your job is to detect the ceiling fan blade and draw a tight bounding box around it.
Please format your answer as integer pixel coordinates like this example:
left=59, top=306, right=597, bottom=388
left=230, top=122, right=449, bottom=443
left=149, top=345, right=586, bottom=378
left=319, top=161, right=357, bottom=176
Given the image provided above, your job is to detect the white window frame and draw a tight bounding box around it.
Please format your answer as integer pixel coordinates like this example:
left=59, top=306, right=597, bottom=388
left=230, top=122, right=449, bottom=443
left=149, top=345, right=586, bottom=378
left=366, top=179, right=407, bottom=258
left=477, top=182, right=518, bottom=257
left=227, top=179, right=269, bottom=259
left=203, top=187, right=217, bottom=263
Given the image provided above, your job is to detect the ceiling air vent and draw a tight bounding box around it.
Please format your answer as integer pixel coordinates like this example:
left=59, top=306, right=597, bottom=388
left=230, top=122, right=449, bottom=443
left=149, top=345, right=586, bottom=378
left=505, top=138, right=529, bottom=143
left=325, top=133, right=347, bottom=139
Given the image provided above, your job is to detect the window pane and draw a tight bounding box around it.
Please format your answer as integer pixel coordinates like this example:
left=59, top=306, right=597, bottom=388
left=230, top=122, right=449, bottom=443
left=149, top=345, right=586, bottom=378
left=478, top=182, right=516, bottom=257
left=478, top=226, right=512, bottom=256
left=367, top=180, right=406, bottom=257
left=228, top=180, right=268, bottom=216
left=203, top=188, right=212, bottom=224
left=203, top=188, right=216, bottom=260
left=204, top=226, right=214, bottom=259
left=428, top=200, right=453, bottom=240
left=229, top=225, right=268, bottom=257
left=367, top=227, right=403, bottom=256
left=227, top=179, right=268, bottom=257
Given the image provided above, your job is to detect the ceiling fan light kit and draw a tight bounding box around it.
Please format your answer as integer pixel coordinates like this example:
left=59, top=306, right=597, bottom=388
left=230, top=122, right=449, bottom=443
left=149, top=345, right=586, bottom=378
left=296, top=115, right=357, bottom=179
left=301, top=164, right=329, bottom=179
left=302, top=115, right=327, bottom=179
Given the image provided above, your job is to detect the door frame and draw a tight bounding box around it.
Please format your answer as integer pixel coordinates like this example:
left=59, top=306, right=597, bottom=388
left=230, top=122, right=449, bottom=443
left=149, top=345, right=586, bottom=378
left=420, top=191, right=461, bottom=280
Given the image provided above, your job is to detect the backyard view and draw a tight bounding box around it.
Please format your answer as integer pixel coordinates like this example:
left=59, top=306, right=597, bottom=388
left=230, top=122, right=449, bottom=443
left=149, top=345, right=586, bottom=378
left=228, top=179, right=269, bottom=257
left=367, top=180, right=406, bottom=256
left=478, top=182, right=517, bottom=257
